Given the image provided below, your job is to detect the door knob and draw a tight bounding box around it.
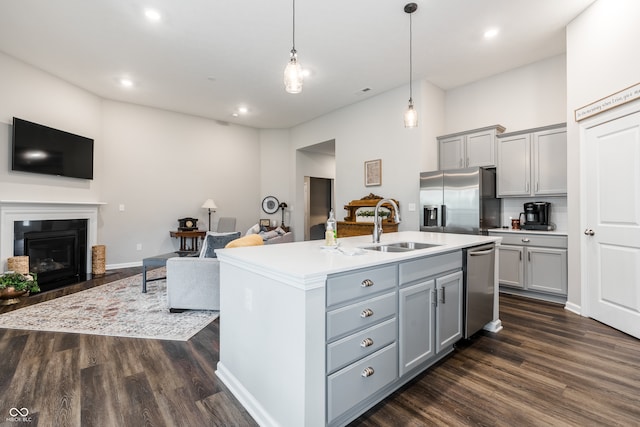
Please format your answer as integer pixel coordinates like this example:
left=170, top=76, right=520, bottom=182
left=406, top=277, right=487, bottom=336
left=584, top=229, right=595, bottom=236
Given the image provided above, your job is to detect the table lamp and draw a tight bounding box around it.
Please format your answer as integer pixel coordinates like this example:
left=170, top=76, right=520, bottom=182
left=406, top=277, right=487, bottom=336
left=201, top=199, right=218, bottom=231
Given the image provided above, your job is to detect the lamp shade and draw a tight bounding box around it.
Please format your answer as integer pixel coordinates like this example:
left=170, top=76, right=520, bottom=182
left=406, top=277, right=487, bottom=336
left=201, top=199, right=218, bottom=209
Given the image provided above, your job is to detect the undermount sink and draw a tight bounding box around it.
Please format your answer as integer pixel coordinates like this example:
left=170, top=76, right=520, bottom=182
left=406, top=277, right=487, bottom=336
left=362, top=241, right=441, bottom=252
left=362, top=245, right=410, bottom=253
left=386, top=242, right=441, bottom=250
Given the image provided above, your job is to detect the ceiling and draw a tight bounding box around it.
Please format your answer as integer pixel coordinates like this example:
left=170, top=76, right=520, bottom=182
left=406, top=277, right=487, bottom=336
left=0, top=0, right=596, bottom=129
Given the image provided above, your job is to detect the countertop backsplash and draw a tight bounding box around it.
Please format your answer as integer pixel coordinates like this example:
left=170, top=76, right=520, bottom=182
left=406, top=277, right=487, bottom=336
left=501, top=197, right=567, bottom=232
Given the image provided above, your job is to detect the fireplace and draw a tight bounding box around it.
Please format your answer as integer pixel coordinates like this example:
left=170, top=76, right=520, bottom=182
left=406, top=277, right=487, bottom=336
left=0, top=201, right=101, bottom=286
left=14, top=219, right=88, bottom=292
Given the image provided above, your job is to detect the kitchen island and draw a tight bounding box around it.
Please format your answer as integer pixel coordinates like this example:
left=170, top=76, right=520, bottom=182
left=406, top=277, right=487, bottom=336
left=215, top=231, right=501, bottom=427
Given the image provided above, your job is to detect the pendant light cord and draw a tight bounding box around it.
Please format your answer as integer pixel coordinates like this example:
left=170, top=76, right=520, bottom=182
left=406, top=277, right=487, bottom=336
left=292, top=0, right=296, bottom=54
left=409, top=10, right=413, bottom=103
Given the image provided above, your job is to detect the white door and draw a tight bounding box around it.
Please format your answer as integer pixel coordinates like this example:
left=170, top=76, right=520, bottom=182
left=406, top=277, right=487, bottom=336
left=585, top=110, right=640, bottom=338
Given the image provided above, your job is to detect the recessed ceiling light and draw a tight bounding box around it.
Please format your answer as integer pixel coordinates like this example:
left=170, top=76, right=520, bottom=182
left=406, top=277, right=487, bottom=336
left=238, top=106, right=248, bottom=114
left=119, top=78, right=134, bottom=88
left=232, top=113, right=239, bottom=117
left=484, top=28, right=499, bottom=39
left=144, top=8, right=162, bottom=22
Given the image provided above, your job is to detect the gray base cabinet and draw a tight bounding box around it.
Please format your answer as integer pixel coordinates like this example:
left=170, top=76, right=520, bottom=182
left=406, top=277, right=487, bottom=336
left=327, top=251, right=463, bottom=426
left=490, top=231, right=567, bottom=299
left=398, top=252, right=462, bottom=377
left=436, top=271, right=463, bottom=352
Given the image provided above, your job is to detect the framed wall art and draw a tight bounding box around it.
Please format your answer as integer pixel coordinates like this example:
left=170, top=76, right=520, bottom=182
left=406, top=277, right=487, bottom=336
left=364, top=159, right=382, bottom=186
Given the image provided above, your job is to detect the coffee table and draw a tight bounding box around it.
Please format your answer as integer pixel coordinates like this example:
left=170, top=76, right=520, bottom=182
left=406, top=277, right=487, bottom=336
left=142, top=252, right=183, bottom=293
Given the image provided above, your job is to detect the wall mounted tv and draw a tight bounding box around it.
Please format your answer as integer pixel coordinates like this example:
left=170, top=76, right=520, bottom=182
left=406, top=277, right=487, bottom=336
left=11, top=117, right=94, bottom=180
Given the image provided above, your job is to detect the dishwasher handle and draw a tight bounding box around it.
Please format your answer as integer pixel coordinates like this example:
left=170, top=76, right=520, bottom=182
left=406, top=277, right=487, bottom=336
left=469, top=247, right=495, bottom=256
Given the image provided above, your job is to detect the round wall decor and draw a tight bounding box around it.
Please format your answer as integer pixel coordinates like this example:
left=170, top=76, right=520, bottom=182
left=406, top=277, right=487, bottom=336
left=262, top=196, right=279, bottom=214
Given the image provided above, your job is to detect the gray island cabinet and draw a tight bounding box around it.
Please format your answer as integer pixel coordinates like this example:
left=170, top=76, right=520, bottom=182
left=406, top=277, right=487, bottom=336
left=215, top=231, right=501, bottom=427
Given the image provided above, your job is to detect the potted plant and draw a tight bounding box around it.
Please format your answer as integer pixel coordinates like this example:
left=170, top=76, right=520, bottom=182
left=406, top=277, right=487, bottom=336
left=356, top=209, right=390, bottom=222
left=0, top=272, right=40, bottom=305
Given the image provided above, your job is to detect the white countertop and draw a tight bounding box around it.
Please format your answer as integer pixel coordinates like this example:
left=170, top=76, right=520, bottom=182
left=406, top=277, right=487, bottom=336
left=488, top=228, right=568, bottom=236
left=216, top=231, right=500, bottom=284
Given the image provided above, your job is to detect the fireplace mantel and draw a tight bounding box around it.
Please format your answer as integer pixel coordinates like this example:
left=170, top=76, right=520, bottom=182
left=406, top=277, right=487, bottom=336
left=0, top=201, right=105, bottom=272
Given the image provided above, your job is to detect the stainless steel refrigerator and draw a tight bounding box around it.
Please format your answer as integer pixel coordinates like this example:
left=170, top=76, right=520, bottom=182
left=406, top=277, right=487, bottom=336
left=419, top=167, right=500, bottom=235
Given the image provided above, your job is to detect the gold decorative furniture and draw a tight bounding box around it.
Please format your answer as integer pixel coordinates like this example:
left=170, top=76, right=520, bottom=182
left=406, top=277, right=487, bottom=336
left=337, top=194, right=400, bottom=238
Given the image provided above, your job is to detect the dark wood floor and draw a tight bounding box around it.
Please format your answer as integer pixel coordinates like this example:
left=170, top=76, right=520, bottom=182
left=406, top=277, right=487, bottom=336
left=1, top=269, right=639, bottom=426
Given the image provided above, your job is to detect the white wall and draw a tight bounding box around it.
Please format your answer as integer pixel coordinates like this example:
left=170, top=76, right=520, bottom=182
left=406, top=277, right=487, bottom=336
left=445, top=54, right=567, bottom=134
left=290, top=81, right=445, bottom=236
left=0, top=49, right=263, bottom=267
left=0, top=51, right=103, bottom=202
left=259, top=129, right=292, bottom=229
left=566, top=0, right=640, bottom=307
left=100, top=101, right=260, bottom=265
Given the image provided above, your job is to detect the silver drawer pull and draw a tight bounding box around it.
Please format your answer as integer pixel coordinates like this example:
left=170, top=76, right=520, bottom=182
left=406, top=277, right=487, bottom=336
left=360, top=338, right=374, bottom=348
left=360, top=308, right=374, bottom=318
left=361, top=279, right=374, bottom=287
left=361, top=367, right=375, bottom=378
left=521, top=238, right=530, bottom=243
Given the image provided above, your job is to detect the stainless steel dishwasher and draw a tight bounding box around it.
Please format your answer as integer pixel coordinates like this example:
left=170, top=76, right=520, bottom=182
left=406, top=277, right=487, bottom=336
left=463, top=243, right=496, bottom=338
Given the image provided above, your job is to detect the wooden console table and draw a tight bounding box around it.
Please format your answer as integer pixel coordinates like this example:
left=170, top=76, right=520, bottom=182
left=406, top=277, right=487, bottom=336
left=337, top=221, right=398, bottom=238
left=337, top=194, right=400, bottom=238
left=170, top=230, right=206, bottom=254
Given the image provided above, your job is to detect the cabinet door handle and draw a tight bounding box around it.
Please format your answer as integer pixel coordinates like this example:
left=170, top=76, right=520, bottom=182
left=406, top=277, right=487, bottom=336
left=519, top=251, right=522, bottom=261
left=361, top=279, right=374, bottom=287
left=360, top=308, right=374, bottom=318
left=584, top=229, right=595, bottom=236
left=361, top=367, right=375, bottom=378
left=360, top=338, right=374, bottom=348
left=536, top=181, right=539, bottom=192
left=528, top=251, right=531, bottom=262
left=526, top=182, right=530, bottom=193
left=441, top=287, right=446, bottom=304
left=521, top=238, right=530, bottom=243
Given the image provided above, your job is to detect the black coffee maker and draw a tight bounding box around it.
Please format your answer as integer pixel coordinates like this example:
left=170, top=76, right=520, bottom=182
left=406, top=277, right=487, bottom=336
left=520, top=202, right=554, bottom=230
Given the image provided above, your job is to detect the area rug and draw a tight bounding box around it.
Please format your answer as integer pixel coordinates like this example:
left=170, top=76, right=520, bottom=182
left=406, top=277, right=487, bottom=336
left=0, top=268, right=218, bottom=341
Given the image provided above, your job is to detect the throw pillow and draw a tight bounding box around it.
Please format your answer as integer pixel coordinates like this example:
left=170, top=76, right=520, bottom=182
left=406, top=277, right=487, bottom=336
left=225, top=234, right=264, bottom=248
left=200, top=231, right=241, bottom=258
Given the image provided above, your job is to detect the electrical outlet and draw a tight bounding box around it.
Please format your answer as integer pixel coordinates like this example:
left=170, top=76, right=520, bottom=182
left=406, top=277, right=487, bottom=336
left=408, top=203, right=416, bottom=212
left=119, top=204, right=125, bottom=212
left=136, top=243, right=142, bottom=251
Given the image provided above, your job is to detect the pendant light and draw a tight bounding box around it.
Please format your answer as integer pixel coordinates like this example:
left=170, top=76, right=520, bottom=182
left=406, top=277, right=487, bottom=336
left=284, top=0, right=303, bottom=93
left=404, top=3, right=418, bottom=128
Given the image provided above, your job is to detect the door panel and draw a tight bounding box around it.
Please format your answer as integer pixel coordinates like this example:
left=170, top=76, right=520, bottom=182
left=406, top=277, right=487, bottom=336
left=586, top=110, right=640, bottom=338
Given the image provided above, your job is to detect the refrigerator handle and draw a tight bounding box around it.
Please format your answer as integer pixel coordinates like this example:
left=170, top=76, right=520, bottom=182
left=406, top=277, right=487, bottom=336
left=441, top=204, right=446, bottom=227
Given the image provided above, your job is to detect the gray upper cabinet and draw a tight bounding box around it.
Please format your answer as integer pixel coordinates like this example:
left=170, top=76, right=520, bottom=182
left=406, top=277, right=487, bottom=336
left=438, top=125, right=505, bottom=170
left=497, top=123, right=567, bottom=197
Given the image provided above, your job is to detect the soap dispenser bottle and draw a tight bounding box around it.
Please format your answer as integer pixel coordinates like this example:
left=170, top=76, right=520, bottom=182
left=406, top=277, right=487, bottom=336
left=325, top=210, right=337, bottom=246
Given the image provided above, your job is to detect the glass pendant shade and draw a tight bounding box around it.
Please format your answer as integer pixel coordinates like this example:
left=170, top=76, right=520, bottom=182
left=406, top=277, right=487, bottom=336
left=284, top=50, right=303, bottom=94
left=404, top=101, right=418, bottom=128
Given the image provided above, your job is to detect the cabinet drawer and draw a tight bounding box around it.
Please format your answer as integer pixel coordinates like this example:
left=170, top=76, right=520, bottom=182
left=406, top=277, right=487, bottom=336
left=327, top=318, right=396, bottom=374
left=491, top=232, right=567, bottom=248
left=327, top=264, right=397, bottom=307
left=399, top=251, right=461, bottom=285
left=327, top=343, right=397, bottom=423
left=327, top=292, right=396, bottom=341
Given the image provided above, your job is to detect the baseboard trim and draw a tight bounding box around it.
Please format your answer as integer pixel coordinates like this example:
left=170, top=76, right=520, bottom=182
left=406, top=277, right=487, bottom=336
left=215, top=362, right=278, bottom=427
left=106, top=261, right=142, bottom=270
left=484, top=319, right=503, bottom=333
left=564, top=301, right=582, bottom=316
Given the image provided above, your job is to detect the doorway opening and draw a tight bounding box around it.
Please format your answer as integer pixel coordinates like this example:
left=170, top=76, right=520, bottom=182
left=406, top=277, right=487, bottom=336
left=305, top=177, right=334, bottom=240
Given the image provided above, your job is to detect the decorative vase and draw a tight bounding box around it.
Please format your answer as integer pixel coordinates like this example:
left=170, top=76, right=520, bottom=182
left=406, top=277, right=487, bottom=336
left=0, top=287, right=28, bottom=305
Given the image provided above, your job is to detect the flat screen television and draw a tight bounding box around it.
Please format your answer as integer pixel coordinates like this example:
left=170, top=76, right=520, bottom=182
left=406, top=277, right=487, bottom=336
left=11, top=117, right=94, bottom=180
